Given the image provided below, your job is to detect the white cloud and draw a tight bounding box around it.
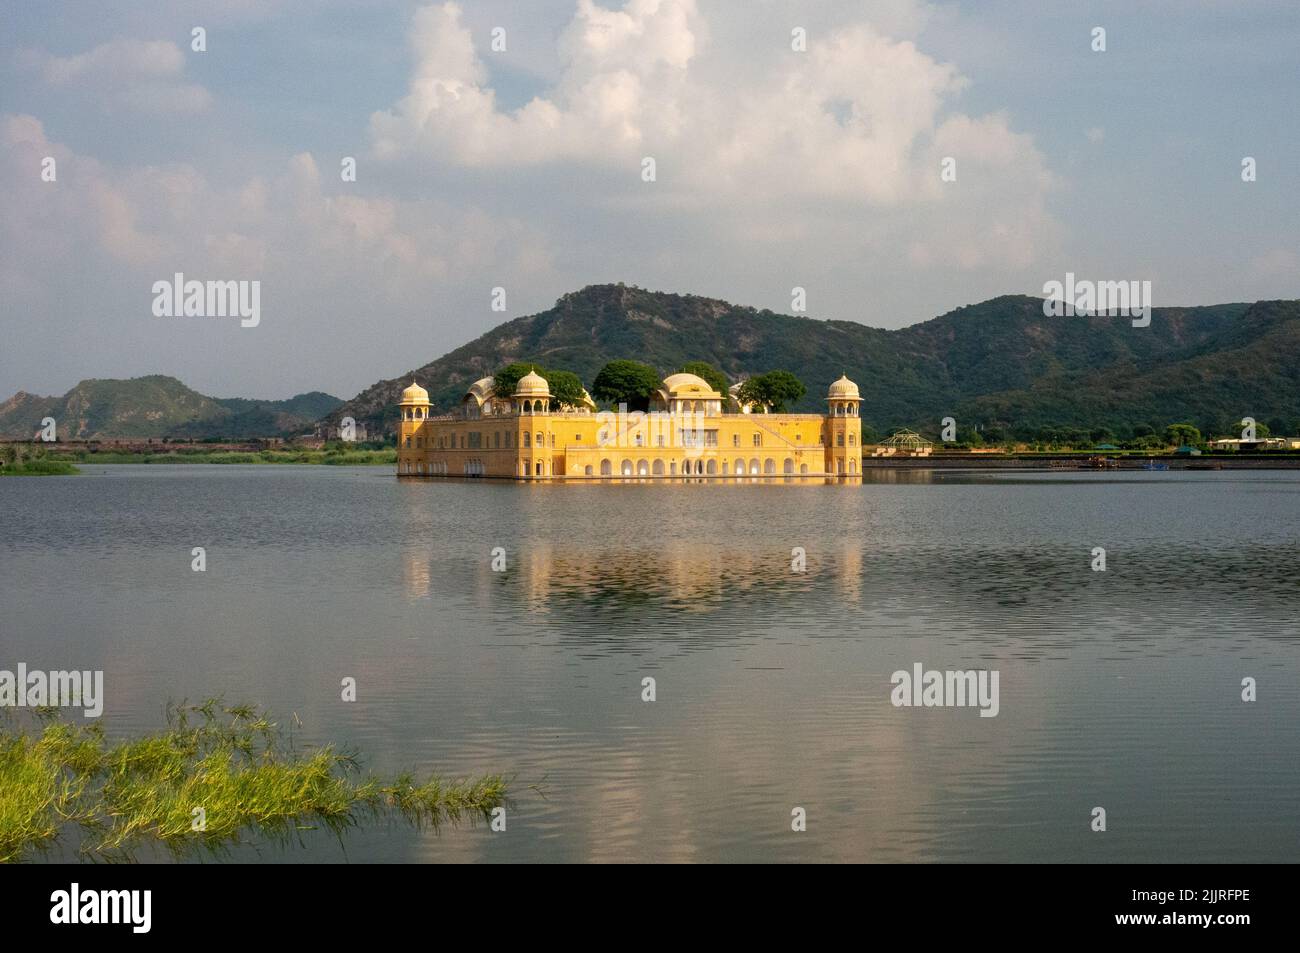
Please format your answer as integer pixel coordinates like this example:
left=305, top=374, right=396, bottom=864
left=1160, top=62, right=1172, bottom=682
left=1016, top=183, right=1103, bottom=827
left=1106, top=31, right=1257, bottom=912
left=19, top=38, right=212, bottom=114
left=0, top=113, right=556, bottom=395
left=368, top=1, right=1057, bottom=271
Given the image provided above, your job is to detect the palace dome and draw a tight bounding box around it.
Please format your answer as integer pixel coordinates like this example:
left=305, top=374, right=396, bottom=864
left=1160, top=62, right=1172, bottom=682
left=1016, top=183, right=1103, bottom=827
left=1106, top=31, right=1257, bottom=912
left=827, top=374, right=860, bottom=399
left=661, top=372, right=720, bottom=398
left=400, top=380, right=429, bottom=403
left=514, top=369, right=551, bottom=397
left=465, top=377, right=495, bottom=402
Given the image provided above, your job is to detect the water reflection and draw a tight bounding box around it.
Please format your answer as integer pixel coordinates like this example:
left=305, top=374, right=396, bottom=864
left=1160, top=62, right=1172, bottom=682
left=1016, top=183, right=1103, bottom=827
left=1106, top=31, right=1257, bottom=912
left=3, top=466, right=1298, bottom=862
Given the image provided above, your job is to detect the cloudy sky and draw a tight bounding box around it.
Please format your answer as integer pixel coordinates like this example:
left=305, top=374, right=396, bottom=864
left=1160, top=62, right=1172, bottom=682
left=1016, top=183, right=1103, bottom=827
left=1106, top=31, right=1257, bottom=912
left=2, top=0, right=1297, bottom=400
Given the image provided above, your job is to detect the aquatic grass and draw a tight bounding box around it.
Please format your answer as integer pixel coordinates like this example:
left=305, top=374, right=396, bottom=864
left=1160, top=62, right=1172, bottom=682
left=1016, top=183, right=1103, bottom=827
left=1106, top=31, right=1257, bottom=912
left=0, top=702, right=506, bottom=863
left=65, top=448, right=396, bottom=466
left=0, top=458, right=80, bottom=475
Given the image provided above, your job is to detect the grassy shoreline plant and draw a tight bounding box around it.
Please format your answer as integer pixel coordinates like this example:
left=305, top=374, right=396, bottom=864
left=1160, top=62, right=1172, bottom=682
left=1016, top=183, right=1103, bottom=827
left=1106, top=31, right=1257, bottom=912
left=0, top=701, right=506, bottom=863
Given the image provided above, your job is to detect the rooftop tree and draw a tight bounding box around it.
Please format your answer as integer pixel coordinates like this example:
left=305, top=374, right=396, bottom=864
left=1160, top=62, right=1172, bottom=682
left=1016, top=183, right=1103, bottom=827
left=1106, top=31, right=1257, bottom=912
left=736, top=370, right=806, bottom=413
left=591, top=360, right=661, bottom=412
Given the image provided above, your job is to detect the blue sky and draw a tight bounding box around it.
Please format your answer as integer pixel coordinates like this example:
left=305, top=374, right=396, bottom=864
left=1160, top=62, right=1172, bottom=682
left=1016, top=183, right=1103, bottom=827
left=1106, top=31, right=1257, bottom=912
left=2, top=0, right=1297, bottom=399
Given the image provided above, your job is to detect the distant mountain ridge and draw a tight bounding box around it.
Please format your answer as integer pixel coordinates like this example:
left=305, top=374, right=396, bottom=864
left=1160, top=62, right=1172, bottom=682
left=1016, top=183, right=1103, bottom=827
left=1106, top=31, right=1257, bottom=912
left=0, top=375, right=341, bottom=440
left=7, top=287, right=1296, bottom=441
left=326, top=284, right=1297, bottom=439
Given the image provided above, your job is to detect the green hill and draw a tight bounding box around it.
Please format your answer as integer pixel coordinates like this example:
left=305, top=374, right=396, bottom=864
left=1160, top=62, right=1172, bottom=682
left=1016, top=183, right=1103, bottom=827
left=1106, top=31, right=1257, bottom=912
left=0, top=375, right=342, bottom=440
left=326, top=284, right=1294, bottom=440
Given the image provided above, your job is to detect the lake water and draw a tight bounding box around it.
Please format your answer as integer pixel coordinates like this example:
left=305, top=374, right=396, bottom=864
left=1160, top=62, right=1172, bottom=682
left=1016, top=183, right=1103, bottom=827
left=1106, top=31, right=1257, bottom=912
left=2, top=465, right=1298, bottom=862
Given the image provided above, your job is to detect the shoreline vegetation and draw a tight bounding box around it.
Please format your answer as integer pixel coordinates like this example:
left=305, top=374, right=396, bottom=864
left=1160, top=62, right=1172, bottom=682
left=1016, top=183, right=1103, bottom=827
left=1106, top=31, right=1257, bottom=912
left=1, top=445, right=396, bottom=468
left=4, top=443, right=1300, bottom=473
left=67, top=447, right=397, bottom=466
left=0, top=701, right=507, bottom=863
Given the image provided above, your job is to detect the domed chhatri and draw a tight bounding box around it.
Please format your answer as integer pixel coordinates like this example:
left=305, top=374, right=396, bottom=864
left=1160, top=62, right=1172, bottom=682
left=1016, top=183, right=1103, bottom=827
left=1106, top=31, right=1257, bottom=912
left=397, top=369, right=863, bottom=481
left=513, top=369, right=551, bottom=398
left=826, top=374, right=861, bottom=419
left=827, top=374, right=860, bottom=400
left=400, top=380, right=429, bottom=403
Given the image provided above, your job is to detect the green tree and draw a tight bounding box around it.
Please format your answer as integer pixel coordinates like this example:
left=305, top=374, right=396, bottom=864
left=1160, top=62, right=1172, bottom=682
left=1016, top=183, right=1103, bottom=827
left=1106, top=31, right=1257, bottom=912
left=675, top=361, right=729, bottom=397
left=544, top=370, right=588, bottom=410
left=591, top=360, right=661, bottom=411
left=1164, top=423, right=1202, bottom=447
left=737, top=370, right=806, bottom=413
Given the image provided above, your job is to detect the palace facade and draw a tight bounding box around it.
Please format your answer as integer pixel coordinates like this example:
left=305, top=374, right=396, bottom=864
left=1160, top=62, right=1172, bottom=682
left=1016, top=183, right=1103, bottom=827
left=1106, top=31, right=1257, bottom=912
left=397, top=370, right=862, bottom=480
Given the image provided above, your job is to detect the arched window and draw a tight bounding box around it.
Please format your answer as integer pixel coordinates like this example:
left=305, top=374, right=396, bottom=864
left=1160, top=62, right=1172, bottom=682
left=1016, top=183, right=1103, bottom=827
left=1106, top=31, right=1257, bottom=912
left=621, top=459, right=633, bottom=476
left=783, top=458, right=794, bottom=474
left=849, top=434, right=855, bottom=446
left=749, top=458, right=759, bottom=474
left=800, top=463, right=808, bottom=474
left=653, top=459, right=665, bottom=476
left=706, top=459, right=717, bottom=475
left=600, top=459, right=612, bottom=476
left=837, top=434, right=844, bottom=447
left=584, top=465, right=593, bottom=476
left=536, top=432, right=544, bottom=447
left=735, top=458, right=745, bottom=475
left=524, top=432, right=531, bottom=448
left=637, top=460, right=649, bottom=476
left=764, top=459, right=776, bottom=474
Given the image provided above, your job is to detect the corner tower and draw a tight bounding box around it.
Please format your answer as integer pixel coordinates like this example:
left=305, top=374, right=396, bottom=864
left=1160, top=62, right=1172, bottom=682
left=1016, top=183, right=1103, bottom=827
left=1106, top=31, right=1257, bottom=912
left=824, top=375, right=862, bottom=476
left=514, top=369, right=553, bottom=478
left=398, top=380, right=430, bottom=475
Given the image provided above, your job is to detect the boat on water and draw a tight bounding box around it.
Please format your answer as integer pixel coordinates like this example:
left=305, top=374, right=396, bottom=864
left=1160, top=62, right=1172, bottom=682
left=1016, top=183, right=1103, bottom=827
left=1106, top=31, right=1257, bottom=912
left=1141, top=460, right=1170, bottom=471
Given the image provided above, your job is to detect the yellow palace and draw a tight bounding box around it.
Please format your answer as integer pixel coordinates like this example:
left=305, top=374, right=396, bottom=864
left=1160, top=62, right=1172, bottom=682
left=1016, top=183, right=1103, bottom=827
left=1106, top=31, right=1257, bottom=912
left=397, top=370, right=863, bottom=480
